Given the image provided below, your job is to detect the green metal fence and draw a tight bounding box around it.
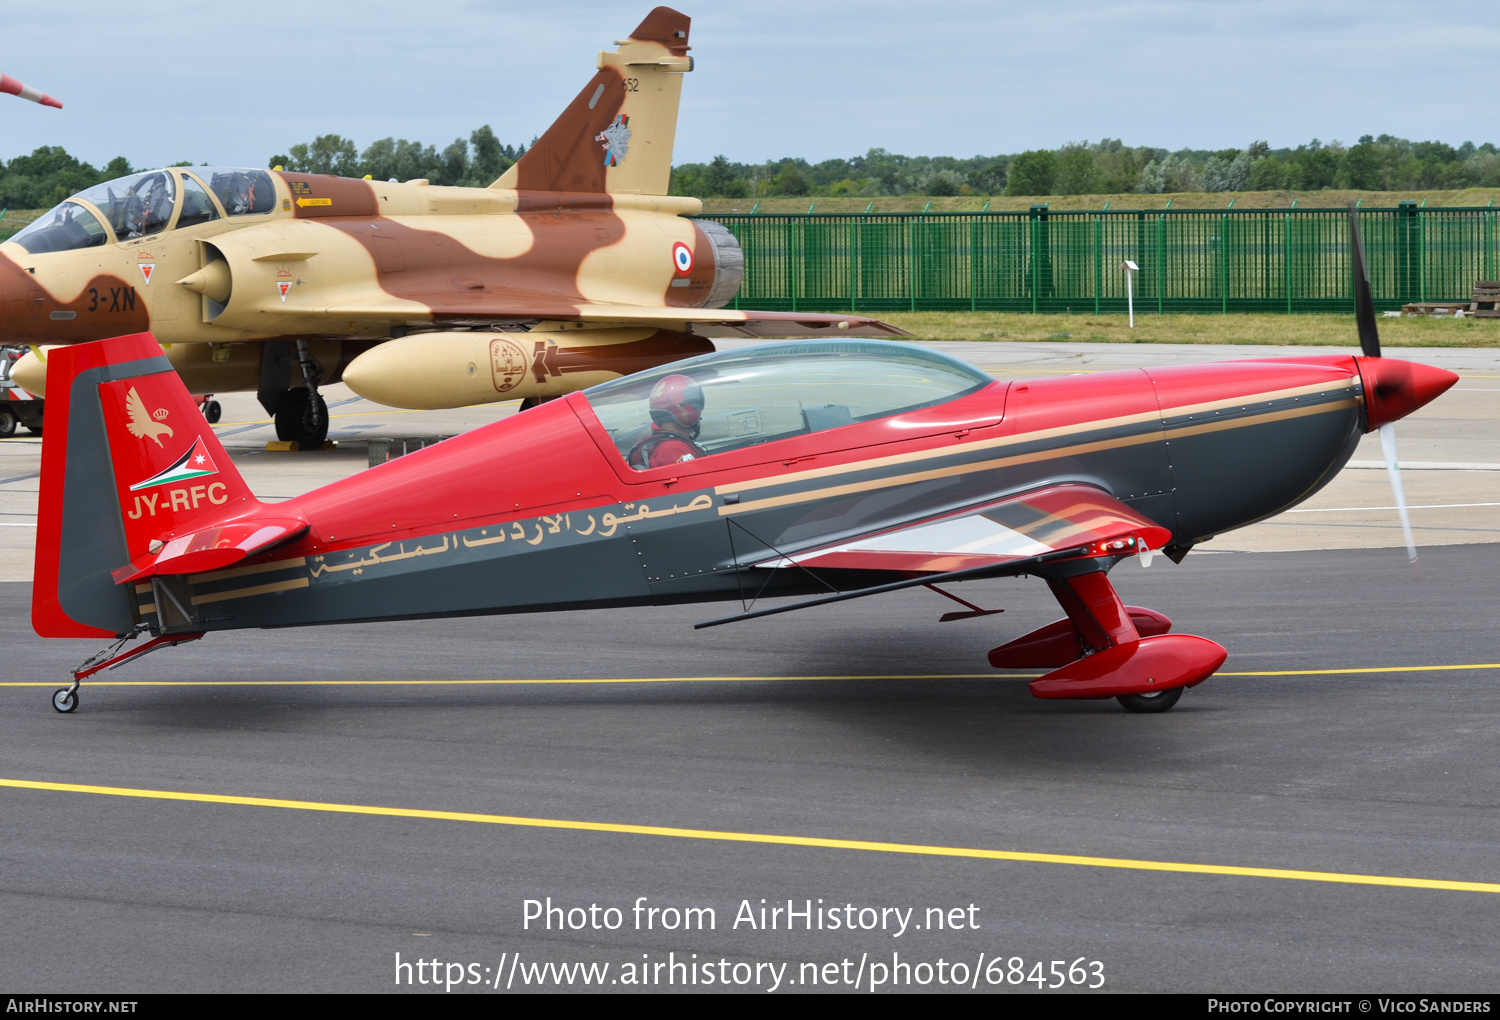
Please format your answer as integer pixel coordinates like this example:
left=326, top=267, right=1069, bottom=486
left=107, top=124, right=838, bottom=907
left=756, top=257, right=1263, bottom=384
left=702, top=205, right=1500, bottom=314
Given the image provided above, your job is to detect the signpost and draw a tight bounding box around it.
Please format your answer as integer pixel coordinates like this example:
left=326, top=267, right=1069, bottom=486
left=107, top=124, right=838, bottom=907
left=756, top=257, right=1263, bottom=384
left=1122, top=260, right=1139, bottom=328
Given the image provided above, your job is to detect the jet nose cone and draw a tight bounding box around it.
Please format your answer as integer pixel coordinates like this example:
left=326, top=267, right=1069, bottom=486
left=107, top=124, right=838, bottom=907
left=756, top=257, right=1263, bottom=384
left=1357, top=357, right=1459, bottom=431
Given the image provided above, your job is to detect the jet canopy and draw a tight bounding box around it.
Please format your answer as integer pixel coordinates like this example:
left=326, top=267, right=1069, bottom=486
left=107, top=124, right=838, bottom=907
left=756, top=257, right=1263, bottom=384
left=584, top=339, right=993, bottom=466
left=6, top=167, right=277, bottom=254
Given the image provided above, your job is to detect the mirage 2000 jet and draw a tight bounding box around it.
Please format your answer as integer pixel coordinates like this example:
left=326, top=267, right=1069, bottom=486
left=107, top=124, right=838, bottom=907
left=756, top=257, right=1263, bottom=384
left=2, top=8, right=900, bottom=449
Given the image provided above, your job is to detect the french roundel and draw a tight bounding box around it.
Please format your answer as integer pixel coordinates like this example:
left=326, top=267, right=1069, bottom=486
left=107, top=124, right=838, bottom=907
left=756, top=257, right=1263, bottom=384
left=672, top=241, right=693, bottom=274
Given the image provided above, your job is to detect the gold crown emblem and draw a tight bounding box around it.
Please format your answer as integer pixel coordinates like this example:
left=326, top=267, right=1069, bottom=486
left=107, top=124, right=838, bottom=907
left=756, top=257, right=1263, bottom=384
left=152, top=408, right=169, bottom=421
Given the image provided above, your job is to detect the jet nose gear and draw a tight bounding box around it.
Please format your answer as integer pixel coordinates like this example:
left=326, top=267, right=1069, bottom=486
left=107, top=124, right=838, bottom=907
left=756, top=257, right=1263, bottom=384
left=273, top=339, right=329, bottom=450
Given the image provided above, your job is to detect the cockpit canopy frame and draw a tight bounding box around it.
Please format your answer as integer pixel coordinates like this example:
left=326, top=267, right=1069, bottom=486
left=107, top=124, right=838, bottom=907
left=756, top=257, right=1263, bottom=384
left=5, top=166, right=278, bottom=254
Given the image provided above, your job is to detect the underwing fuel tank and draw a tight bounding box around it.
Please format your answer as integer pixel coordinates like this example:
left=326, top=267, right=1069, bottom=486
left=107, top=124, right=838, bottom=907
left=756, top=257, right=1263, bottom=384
left=340, top=328, right=714, bottom=409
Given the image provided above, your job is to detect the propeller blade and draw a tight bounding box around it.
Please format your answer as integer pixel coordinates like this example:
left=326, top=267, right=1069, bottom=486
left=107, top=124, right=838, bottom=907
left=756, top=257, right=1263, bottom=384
left=1349, top=201, right=1381, bottom=358
left=1378, top=423, right=1418, bottom=567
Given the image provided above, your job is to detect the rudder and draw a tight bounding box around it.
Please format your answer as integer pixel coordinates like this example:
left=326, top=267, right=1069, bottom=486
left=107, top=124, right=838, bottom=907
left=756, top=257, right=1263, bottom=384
left=492, top=7, right=692, bottom=196
left=33, top=333, right=266, bottom=637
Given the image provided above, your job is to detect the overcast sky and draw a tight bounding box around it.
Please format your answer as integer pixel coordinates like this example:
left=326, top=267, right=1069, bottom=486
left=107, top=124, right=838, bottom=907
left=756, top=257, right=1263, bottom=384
left=3, top=1, right=1495, bottom=172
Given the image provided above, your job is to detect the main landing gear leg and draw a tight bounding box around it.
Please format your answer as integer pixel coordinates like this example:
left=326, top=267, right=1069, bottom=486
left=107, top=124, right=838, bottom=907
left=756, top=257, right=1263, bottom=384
left=987, top=567, right=1226, bottom=712
left=273, top=340, right=329, bottom=450
left=54, top=629, right=207, bottom=714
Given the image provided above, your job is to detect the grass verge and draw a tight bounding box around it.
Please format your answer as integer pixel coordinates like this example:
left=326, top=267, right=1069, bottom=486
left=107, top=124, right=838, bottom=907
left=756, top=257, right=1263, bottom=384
left=880, top=311, right=1500, bottom=347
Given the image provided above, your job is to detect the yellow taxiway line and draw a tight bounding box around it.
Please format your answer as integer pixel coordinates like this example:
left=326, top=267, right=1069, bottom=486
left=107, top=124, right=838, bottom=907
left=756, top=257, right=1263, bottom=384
left=1, top=663, right=1497, bottom=688
left=0, top=776, right=1495, bottom=895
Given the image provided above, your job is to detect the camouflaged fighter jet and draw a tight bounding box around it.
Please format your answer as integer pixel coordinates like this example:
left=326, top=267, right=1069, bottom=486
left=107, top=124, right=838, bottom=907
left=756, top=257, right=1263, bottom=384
left=2, top=7, right=903, bottom=450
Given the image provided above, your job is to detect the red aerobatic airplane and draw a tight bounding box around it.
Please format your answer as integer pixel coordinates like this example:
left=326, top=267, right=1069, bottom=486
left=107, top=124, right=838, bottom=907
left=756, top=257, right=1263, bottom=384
left=31, top=209, right=1456, bottom=714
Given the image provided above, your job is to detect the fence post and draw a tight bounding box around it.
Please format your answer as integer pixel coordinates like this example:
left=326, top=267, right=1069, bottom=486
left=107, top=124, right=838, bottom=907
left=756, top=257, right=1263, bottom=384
left=1396, top=201, right=1418, bottom=304
left=969, top=218, right=978, bottom=313
left=1093, top=214, right=1102, bottom=315
left=1487, top=209, right=1495, bottom=283
left=1220, top=213, right=1229, bottom=314
left=1418, top=208, right=1426, bottom=303
left=910, top=216, right=918, bottom=312
left=1284, top=212, right=1291, bottom=314
left=787, top=218, right=797, bottom=313
left=1156, top=213, right=1165, bottom=316
left=849, top=218, right=857, bottom=313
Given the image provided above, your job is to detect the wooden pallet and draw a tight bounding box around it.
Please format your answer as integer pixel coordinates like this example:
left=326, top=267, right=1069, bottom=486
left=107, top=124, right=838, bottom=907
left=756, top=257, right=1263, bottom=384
left=1472, top=281, right=1500, bottom=318
left=1402, top=302, right=1469, bottom=316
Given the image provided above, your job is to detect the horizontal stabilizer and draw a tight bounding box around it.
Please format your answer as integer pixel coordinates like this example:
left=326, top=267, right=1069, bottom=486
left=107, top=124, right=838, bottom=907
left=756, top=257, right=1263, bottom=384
left=112, top=518, right=309, bottom=584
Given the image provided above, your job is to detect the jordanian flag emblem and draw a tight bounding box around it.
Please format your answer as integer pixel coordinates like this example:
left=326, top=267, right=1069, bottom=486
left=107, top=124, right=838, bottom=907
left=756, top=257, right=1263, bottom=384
left=129, top=437, right=220, bottom=492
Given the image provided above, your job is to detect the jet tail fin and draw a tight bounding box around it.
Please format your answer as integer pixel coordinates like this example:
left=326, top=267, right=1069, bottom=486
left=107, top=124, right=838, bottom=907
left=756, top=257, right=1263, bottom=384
left=492, top=7, right=691, bottom=197
left=33, top=333, right=300, bottom=638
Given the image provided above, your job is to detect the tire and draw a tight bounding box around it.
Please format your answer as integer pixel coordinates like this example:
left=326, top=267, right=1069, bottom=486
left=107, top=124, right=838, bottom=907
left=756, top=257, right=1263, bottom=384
left=274, top=389, right=328, bottom=449
left=52, top=687, right=78, bottom=713
left=1116, top=686, right=1183, bottom=713
left=204, top=400, right=222, bottom=424
left=0, top=406, right=16, bottom=438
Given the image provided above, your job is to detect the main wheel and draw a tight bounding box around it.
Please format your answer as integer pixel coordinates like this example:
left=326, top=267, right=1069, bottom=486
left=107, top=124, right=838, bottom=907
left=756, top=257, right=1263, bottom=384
left=0, top=406, right=17, bottom=437
left=274, top=389, right=328, bottom=449
left=1116, top=686, right=1183, bottom=713
left=52, top=687, right=78, bottom=713
left=203, top=399, right=222, bottom=424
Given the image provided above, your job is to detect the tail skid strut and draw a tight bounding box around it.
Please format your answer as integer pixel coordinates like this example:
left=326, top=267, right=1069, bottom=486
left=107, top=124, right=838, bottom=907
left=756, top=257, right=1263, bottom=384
left=52, top=627, right=206, bottom=713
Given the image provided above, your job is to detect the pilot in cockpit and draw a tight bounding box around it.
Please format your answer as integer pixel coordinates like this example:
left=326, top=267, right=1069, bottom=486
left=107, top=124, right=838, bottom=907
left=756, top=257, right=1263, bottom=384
left=119, top=172, right=173, bottom=238
left=628, top=374, right=709, bottom=469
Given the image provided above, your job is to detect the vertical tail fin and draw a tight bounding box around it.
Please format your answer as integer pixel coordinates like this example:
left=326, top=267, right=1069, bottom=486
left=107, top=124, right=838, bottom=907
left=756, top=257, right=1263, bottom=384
left=492, top=7, right=691, bottom=196
left=33, top=333, right=294, bottom=638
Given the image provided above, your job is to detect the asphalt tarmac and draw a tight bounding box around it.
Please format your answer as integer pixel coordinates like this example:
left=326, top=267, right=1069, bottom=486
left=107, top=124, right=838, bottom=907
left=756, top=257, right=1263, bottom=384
left=1, top=340, right=1497, bottom=994
left=1, top=540, right=1498, bottom=993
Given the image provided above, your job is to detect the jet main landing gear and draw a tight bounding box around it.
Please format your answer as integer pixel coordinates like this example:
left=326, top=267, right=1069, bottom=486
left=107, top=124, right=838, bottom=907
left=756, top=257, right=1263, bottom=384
left=273, top=339, right=329, bottom=450
left=274, top=388, right=328, bottom=449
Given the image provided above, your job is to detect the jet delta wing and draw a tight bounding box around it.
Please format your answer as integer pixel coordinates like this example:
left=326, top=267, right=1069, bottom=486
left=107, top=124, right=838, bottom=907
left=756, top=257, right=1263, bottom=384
left=1, top=8, right=903, bottom=449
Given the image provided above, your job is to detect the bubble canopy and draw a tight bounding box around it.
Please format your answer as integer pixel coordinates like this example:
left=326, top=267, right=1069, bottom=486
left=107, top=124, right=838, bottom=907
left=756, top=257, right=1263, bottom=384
left=582, top=340, right=994, bottom=468
left=6, top=167, right=276, bottom=254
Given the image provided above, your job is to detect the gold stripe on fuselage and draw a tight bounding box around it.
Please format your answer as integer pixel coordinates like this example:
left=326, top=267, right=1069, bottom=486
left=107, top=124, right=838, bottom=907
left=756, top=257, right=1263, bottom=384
left=192, top=556, right=308, bottom=585
left=715, top=377, right=1358, bottom=499
left=718, top=389, right=1360, bottom=518
left=190, top=576, right=309, bottom=606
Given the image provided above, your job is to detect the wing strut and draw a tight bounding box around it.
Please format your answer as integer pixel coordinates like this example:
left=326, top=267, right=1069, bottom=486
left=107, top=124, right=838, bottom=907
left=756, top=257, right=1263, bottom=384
left=693, top=545, right=1089, bottom=630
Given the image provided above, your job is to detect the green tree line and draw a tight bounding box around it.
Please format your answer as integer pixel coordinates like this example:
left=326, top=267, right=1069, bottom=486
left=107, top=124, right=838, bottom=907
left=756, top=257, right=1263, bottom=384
left=670, top=136, right=1500, bottom=198
left=267, top=126, right=526, bottom=186
left=5, top=133, right=1500, bottom=215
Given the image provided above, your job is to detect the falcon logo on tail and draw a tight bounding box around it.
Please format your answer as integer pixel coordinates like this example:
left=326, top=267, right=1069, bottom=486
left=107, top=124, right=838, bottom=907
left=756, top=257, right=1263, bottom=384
left=124, top=386, right=173, bottom=446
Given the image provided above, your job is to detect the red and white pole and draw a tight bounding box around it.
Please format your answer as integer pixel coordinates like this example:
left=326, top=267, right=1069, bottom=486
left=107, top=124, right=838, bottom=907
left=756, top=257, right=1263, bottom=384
left=0, top=74, right=62, bottom=109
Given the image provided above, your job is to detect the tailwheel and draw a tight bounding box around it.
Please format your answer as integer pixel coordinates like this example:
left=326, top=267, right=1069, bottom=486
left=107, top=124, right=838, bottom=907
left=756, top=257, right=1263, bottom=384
left=52, top=686, right=79, bottom=714
left=1116, top=687, right=1183, bottom=714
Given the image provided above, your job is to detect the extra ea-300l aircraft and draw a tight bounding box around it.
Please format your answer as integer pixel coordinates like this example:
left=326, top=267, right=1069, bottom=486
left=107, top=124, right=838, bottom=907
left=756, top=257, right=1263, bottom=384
left=32, top=208, right=1455, bottom=716
left=3, top=8, right=900, bottom=450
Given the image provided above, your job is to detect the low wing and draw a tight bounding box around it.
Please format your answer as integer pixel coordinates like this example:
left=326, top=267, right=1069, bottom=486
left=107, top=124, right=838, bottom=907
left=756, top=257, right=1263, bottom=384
left=698, top=484, right=1171, bottom=629
left=759, top=484, right=1172, bottom=575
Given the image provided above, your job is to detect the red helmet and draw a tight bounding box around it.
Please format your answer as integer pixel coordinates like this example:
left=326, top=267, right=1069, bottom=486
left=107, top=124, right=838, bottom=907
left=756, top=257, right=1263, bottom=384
left=649, top=374, right=704, bottom=428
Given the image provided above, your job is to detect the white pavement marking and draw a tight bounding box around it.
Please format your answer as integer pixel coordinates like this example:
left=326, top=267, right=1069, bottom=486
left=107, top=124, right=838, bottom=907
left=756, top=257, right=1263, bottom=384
left=1287, top=502, right=1500, bottom=513
left=1345, top=461, right=1500, bottom=471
